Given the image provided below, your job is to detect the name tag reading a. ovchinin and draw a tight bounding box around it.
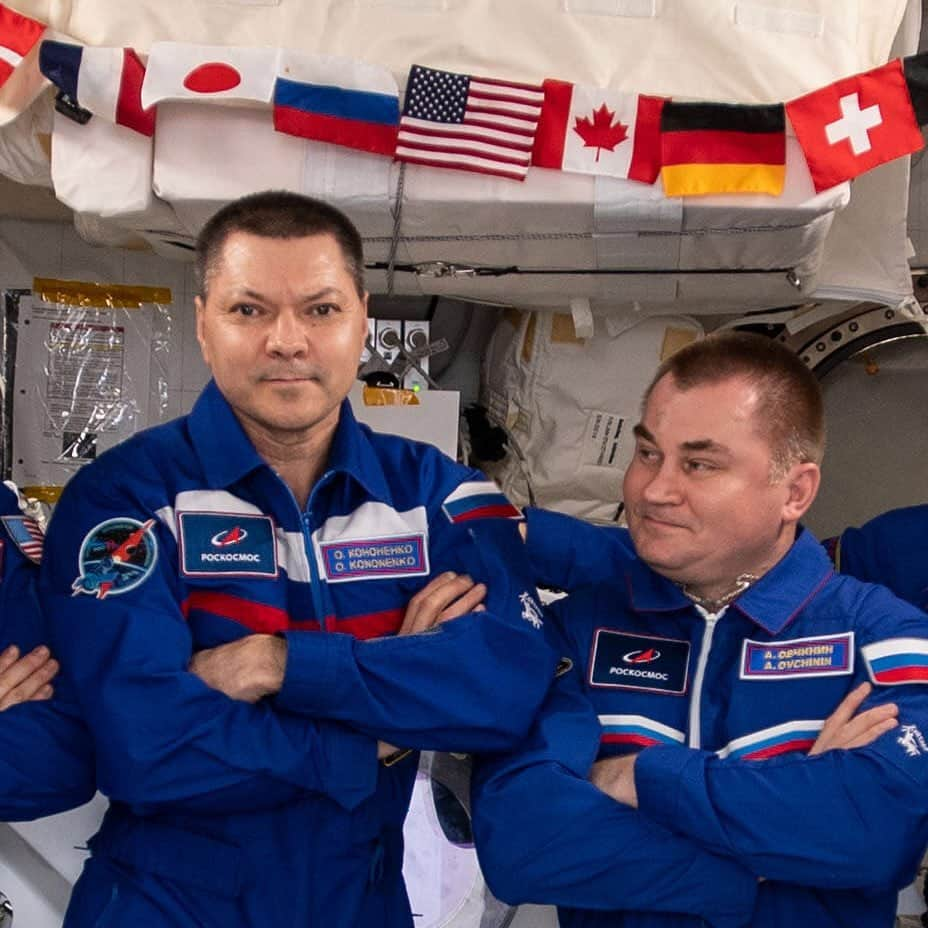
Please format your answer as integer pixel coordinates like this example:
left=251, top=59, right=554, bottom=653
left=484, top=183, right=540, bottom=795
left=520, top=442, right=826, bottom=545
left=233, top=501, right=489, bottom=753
left=319, top=534, right=428, bottom=583
left=740, top=632, right=854, bottom=680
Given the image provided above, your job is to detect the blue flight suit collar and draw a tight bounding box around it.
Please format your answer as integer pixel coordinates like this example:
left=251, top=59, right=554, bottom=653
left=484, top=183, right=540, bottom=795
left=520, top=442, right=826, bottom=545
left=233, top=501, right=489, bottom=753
left=187, top=380, right=393, bottom=504
left=625, top=526, right=834, bottom=635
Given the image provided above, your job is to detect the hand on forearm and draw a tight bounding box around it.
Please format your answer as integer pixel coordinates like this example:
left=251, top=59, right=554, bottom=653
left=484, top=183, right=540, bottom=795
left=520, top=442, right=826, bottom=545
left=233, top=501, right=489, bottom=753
left=189, top=635, right=288, bottom=702
left=590, top=754, right=639, bottom=807
left=809, top=682, right=898, bottom=755
left=399, top=572, right=487, bottom=635
left=0, top=644, right=59, bottom=710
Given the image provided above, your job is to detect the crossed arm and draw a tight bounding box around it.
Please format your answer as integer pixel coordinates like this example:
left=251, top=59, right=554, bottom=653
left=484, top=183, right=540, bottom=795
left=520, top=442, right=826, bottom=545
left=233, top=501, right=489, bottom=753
left=187, top=572, right=487, bottom=703
left=188, top=572, right=489, bottom=758
left=592, top=681, right=898, bottom=806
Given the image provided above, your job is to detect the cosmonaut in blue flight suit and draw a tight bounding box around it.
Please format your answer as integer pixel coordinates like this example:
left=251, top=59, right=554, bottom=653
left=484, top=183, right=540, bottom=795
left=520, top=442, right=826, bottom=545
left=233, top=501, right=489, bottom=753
left=0, top=482, right=94, bottom=820
left=38, top=191, right=558, bottom=928
left=472, top=331, right=928, bottom=928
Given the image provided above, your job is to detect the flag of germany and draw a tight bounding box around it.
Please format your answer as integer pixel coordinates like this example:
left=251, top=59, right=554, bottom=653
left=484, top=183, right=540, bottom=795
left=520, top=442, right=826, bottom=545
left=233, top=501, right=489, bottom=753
left=660, top=101, right=786, bottom=196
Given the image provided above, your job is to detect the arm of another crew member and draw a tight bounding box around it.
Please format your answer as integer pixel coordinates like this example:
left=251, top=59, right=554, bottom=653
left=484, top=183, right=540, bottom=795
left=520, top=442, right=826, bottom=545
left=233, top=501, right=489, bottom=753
left=828, top=504, right=928, bottom=609
left=592, top=587, right=928, bottom=889
left=261, top=476, right=558, bottom=752
left=0, top=480, right=96, bottom=820
left=39, top=467, right=381, bottom=817
left=0, top=644, right=58, bottom=709
left=0, top=646, right=96, bottom=819
left=471, top=609, right=757, bottom=928
left=0, top=698, right=95, bottom=820
left=522, top=507, right=636, bottom=591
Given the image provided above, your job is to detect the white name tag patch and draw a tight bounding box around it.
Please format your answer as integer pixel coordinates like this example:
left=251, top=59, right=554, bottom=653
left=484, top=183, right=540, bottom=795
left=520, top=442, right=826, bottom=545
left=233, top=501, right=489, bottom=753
left=319, top=533, right=429, bottom=583
left=740, top=632, right=854, bottom=680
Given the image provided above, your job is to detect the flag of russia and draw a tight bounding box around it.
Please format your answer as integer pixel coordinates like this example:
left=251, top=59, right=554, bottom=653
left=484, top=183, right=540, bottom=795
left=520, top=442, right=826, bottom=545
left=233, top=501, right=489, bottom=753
left=598, top=715, right=685, bottom=749
left=442, top=480, right=522, bottom=524
left=274, top=52, right=399, bottom=156
left=39, top=40, right=154, bottom=136
left=863, top=638, right=928, bottom=685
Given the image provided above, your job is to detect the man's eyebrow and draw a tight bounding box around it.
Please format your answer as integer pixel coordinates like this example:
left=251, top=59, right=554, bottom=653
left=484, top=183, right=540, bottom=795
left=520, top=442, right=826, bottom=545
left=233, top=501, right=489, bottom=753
left=633, top=425, right=731, bottom=456
left=299, top=287, right=346, bottom=302
left=235, top=287, right=346, bottom=302
left=681, top=439, right=731, bottom=455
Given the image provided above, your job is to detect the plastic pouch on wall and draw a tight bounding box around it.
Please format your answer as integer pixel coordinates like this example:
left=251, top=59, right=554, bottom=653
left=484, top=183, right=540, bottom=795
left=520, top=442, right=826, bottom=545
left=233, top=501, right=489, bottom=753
left=10, top=278, right=174, bottom=499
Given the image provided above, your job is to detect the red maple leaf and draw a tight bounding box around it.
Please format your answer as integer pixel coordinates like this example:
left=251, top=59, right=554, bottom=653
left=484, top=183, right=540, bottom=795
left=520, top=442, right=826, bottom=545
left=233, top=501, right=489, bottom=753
left=573, top=104, right=629, bottom=162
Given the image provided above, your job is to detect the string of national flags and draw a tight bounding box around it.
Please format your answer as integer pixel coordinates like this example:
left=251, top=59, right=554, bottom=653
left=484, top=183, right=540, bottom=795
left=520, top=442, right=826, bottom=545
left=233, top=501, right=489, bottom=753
left=3, top=1, right=928, bottom=197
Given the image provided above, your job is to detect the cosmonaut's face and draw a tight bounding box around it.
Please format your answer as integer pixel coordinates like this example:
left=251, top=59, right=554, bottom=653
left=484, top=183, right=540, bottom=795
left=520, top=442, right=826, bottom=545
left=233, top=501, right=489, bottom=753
left=623, top=372, right=802, bottom=600
left=195, top=230, right=368, bottom=442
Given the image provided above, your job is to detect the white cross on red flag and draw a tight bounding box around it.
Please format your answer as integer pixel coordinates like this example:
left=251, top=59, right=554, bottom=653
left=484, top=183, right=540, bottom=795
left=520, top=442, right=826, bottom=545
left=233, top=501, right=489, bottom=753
left=786, top=58, right=924, bottom=193
left=0, top=3, right=44, bottom=90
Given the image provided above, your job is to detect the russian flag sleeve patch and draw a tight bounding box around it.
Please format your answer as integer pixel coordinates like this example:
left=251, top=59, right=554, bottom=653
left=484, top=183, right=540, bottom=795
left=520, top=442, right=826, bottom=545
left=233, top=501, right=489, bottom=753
left=862, top=638, right=928, bottom=685
left=441, top=480, right=522, bottom=524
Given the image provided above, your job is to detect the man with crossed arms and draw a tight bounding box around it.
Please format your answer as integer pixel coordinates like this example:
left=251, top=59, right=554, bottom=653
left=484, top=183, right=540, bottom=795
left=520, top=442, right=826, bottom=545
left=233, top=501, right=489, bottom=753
left=473, top=332, right=928, bottom=928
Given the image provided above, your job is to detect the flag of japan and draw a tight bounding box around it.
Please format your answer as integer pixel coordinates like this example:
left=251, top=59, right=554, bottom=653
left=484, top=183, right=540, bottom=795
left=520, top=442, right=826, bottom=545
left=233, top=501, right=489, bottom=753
left=786, top=58, right=924, bottom=193
left=532, top=79, right=665, bottom=183
left=0, top=3, right=44, bottom=89
left=39, top=40, right=154, bottom=136
left=141, top=42, right=278, bottom=109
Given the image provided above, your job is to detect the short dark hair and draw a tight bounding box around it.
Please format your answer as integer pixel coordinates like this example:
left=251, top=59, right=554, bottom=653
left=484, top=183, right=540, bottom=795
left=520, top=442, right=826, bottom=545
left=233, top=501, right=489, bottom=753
left=646, top=330, right=825, bottom=479
left=194, top=191, right=366, bottom=299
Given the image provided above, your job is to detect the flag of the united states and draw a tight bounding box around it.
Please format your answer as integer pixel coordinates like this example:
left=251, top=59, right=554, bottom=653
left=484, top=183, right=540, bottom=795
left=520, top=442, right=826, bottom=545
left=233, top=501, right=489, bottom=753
left=2, top=515, right=43, bottom=564
left=397, top=64, right=543, bottom=181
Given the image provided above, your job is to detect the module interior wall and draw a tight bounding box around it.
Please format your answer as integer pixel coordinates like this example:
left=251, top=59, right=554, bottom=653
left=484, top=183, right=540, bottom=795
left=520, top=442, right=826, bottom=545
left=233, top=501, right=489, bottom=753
left=0, top=218, right=210, bottom=421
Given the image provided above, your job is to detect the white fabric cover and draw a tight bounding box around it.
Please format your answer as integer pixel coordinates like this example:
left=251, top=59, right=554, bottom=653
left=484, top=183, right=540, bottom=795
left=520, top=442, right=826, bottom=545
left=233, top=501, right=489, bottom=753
left=149, top=103, right=849, bottom=308
left=0, top=0, right=918, bottom=309
left=0, top=88, right=51, bottom=185
left=11, top=0, right=907, bottom=100
left=151, top=102, right=395, bottom=241
left=480, top=309, right=704, bottom=522
left=50, top=107, right=153, bottom=217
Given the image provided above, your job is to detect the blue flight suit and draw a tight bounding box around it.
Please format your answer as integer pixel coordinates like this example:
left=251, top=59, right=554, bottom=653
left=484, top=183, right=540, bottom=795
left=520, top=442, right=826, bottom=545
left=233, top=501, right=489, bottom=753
left=39, top=380, right=556, bottom=928
left=0, top=483, right=94, bottom=820
left=474, top=522, right=928, bottom=927
left=826, top=504, right=928, bottom=611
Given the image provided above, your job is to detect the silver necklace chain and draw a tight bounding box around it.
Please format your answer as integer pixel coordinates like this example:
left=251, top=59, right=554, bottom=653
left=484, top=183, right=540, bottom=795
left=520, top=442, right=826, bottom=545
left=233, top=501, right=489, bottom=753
left=681, top=573, right=759, bottom=612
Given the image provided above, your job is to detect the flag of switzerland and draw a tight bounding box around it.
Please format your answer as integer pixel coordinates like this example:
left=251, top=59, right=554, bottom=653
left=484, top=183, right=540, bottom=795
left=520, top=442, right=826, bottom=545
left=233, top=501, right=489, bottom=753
left=0, top=3, right=44, bottom=89
left=786, top=59, right=924, bottom=193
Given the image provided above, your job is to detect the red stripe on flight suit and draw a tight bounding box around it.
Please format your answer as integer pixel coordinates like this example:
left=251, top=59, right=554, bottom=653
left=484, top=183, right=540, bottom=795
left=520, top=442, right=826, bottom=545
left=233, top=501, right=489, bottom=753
left=600, top=733, right=661, bottom=748
left=331, top=607, right=405, bottom=640
left=182, top=591, right=404, bottom=640
left=742, top=737, right=815, bottom=761
left=452, top=503, right=522, bottom=523
left=181, top=591, right=320, bottom=633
